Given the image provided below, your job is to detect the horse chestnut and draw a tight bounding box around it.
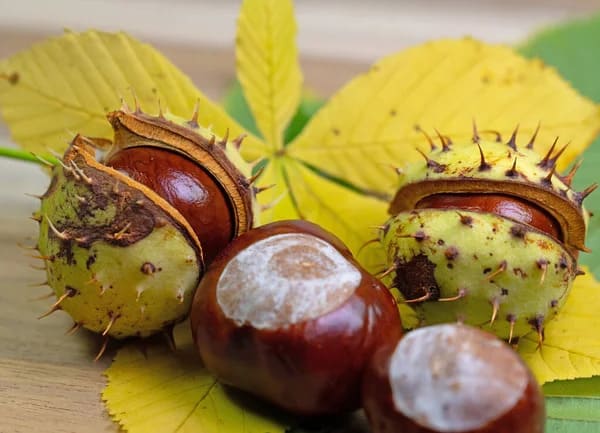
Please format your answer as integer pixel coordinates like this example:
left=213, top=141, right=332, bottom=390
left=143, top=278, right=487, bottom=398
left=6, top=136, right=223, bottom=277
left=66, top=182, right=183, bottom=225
left=190, top=220, right=402, bottom=416
left=416, top=193, right=561, bottom=242
left=106, top=146, right=233, bottom=263
left=104, top=109, right=257, bottom=263
left=383, top=129, right=593, bottom=340
left=363, top=323, right=545, bottom=433
left=34, top=107, right=258, bottom=345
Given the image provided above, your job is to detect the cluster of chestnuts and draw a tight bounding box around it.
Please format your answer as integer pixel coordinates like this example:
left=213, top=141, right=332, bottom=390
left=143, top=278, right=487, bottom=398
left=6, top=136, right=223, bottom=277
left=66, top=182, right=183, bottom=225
left=32, top=107, right=595, bottom=431
left=190, top=219, right=546, bottom=433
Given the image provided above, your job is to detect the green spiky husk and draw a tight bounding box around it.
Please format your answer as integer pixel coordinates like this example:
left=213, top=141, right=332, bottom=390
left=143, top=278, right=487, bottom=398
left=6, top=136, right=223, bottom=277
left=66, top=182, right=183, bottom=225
left=37, top=140, right=202, bottom=338
left=384, top=133, right=589, bottom=340
left=35, top=108, right=261, bottom=339
left=382, top=209, right=575, bottom=339
left=390, top=138, right=589, bottom=255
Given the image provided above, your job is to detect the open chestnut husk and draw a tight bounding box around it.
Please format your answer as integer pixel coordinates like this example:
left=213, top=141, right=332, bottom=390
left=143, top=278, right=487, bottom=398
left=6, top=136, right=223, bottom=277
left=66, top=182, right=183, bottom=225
left=362, top=323, right=545, bottom=433
left=382, top=128, right=594, bottom=342
left=34, top=106, right=258, bottom=347
left=190, top=220, right=403, bottom=416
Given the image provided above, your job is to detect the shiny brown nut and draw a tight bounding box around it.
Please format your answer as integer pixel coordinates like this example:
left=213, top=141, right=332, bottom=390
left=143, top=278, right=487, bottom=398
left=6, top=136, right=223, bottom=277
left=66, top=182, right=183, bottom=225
left=363, top=323, right=545, bottom=433
left=417, top=193, right=561, bottom=242
left=190, top=220, right=403, bottom=416
left=107, top=146, right=233, bottom=263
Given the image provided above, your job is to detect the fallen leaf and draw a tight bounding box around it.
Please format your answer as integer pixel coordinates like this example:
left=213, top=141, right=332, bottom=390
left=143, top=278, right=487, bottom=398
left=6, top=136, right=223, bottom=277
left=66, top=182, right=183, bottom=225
left=288, top=38, right=600, bottom=197
left=519, top=269, right=600, bottom=385
left=104, top=325, right=369, bottom=433
left=0, top=30, right=264, bottom=157
left=103, top=327, right=290, bottom=433
left=279, top=157, right=388, bottom=272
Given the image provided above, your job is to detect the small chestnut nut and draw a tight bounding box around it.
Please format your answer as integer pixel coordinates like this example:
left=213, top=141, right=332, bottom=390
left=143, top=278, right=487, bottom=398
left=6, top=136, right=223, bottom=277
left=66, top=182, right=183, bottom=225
left=190, top=220, right=403, bottom=416
left=416, top=193, right=561, bottom=244
left=106, top=146, right=233, bottom=263
left=362, top=323, right=545, bottom=433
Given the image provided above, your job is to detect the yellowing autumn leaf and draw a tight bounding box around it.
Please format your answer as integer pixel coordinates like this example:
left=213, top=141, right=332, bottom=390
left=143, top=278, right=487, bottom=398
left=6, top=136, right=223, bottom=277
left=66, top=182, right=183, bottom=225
left=288, top=38, right=600, bottom=196
left=236, top=0, right=302, bottom=152
left=103, top=327, right=290, bottom=433
left=519, top=268, right=600, bottom=385
left=281, top=158, right=388, bottom=272
left=0, top=30, right=265, bottom=157
left=255, top=157, right=301, bottom=223
left=104, top=325, right=369, bottom=433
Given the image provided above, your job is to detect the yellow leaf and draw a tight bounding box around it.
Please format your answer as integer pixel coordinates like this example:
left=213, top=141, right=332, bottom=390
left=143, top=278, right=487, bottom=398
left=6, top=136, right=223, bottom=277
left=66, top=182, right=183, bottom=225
left=519, top=268, right=600, bottom=385
left=288, top=38, right=600, bottom=196
left=103, top=326, right=289, bottom=433
left=255, top=156, right=301, bottom=224
left=104, top=324, right=369, bottom=433
left=0, top=30, right=265, bottom=157
left=253, top=155, right=389, bottom=273
left=266, top=157, right=389, bottom=273
left=236, top=0, right=302, bottom=150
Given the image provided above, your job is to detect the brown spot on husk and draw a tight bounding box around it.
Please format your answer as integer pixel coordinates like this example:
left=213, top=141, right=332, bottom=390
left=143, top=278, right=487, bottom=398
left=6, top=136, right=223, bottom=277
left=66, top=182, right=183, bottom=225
left=49, top=144, right=199, bottom=256
left=392, top=254, right=440, bottom=302
left=86, top=254, right=97, bottom=270
left=510, top=225, right=527, bottom=239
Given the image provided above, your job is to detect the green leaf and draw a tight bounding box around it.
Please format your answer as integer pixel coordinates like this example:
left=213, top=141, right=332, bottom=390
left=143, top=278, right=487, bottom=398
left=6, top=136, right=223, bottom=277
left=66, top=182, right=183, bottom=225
left=520, top=14, right=600, bottom=280
left=0, top=30, right=265, bottom=157
left=545, top=376, right=600, bottom=397
left=545, top=394, right=600, bottom=432
left=544, top=376, right=600, bottom=431
left=570, top=141, right=600, bottom=278
left=236, top=0, right=303, bottom=150
left=222, top=80, right=324, bottom=145
left=520, top=13, right=600, bottom=103
left=283, top=94, right=324, bottom=144
left=222, top=80, right=261, bottom=138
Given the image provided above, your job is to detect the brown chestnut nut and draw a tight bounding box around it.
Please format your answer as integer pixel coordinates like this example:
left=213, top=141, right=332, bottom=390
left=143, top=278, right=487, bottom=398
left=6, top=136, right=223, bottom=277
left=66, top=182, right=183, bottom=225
left=362, top=323, right=545, bottom=433
left=102, top=110, right=256, bottom=265
left=190, top=220, right=403, bottom=416
left=417, top=193, right=561, bottom=242
left=106, top=146, right=233, bottom=263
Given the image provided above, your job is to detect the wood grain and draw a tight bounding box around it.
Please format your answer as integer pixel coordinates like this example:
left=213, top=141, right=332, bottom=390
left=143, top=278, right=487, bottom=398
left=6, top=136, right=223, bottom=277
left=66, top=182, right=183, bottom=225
left=0, top=157, right=116, bottom=432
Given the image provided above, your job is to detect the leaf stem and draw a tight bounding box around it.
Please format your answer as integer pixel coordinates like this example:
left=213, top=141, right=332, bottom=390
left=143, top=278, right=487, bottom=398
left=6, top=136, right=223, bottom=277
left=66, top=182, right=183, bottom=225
left=0, top=146, right=58, bottom=166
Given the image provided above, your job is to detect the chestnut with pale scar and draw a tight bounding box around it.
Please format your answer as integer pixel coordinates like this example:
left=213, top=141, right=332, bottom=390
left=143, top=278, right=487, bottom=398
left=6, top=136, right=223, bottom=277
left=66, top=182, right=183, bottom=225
left=216, top=233, right=361, bottom=329
left=363, top=324, right=545, bottom=433
left=191, top=220, right=402, bottom=416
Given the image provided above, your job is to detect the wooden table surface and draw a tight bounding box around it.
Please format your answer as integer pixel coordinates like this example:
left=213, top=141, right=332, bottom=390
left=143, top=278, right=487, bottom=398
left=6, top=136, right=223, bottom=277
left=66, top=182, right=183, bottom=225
left=1, top=2, right=600, bottom=431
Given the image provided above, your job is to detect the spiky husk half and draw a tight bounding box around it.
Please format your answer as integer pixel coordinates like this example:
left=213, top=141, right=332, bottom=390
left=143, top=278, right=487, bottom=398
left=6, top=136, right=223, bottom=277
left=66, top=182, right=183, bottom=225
left=35, top=107, right=261, bottom=341
left=390, top=130, right=591, bottom=256
left=36, top=137, right=203, bottom=339
left=382, top=126, right=593, bottom=341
